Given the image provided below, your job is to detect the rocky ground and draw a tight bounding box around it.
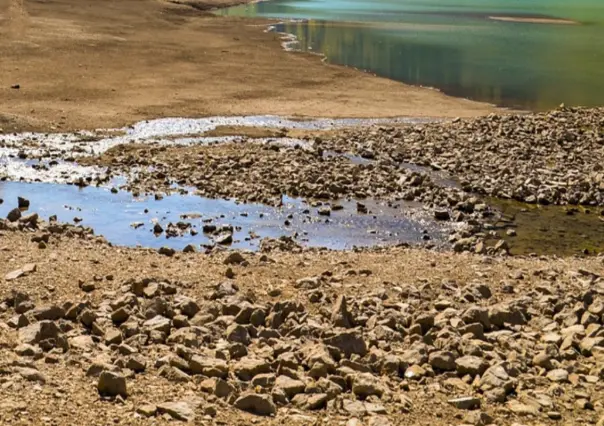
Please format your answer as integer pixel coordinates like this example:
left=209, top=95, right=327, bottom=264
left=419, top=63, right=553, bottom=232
left=322, top=107, right=604, bottom=207
left=1, top=214, right=604, bottom=426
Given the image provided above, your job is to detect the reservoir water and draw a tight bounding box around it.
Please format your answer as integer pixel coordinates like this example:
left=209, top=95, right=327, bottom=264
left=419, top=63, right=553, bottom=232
left=220, top=0, right=604, bottom=110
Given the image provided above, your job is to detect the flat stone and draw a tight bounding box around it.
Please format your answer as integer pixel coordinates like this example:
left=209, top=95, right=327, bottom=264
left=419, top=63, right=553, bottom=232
left=5, top=264, right=36, bottom=281
left=448, top=396, right=481, bottom=410
left=188, top=355, right=228, bottom=379
left=143, top=315, right=171, bottom=334
left=232, top=357, right=271, bottom=381
left=343, top=400, right=367, bottom=416
left=508, top=401, right=539, bottom=416
left=456, top=355, right=489, bottom=376
left=15, top=367, right=46, bottom=383
left=136, top=405, right=157, bottom=417
left=69, top=335, right=95, bottom=351
left=275, top=375, right=306, bottom=399
left=546, top=369, right=569, bottom=383
left=157, top=401, right=195, bottom=422
left=234, top=393, right=276, bottom=416
left=32, top=305, right=65, bottom=321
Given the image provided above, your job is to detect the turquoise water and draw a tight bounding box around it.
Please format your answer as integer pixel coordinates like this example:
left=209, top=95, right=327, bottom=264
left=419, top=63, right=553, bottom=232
left=220, top=0, right=604, bottom=110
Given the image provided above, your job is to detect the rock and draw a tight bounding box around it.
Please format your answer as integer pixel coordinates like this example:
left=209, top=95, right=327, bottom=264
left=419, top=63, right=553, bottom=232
left=343, top=400, right=368, bottom=416
left=158, top=365, right=191, bottom=382
left=19, top=321, right=59, bottom=345
left=318, top=207, right=331, bottom=216
left=105, top=329, right=123, bottom=345
left=15, top=367, right=46, bottom=383
left=7, top=208, right=21, bottom=222
left=546, top=368, right=569, bottom=383
left=489, top=304, right=527, bottom=327
left=136, top=405, right=157, bottom=417
left=183, top=244, right=197, bottom=253
left=479, top=364, right=515, bottom=394
left=346, top=418, right=364, bottom=426
left=295, top=393, right=329, bottom=410
left=274, top=375, right=306, bottom=399
left=404, top=365, right=427, bottom=380
left=448, top=396, right=481, bottom=410
left=455, top=355, right=489, bottom=376
left=464, top=411, right=494, bottom=426
left=367, top=416, right=392, bottom=426
left=157, top=401, right=195, bottom=422
left=32, top=305, right=65, bottom=321
left=580, top=336, right=604, bottom=355
left=352, top=373, right=384, bottom=399
left=224, top=252, right=245, bottom=265
left=251, top=373, right=276, bottom=388
left=126, top=356, right=147, bottom=373
left=214, top=232, right=233, bottom=245
left=233, top=357, right=271, bottom=381
left=111, top=307, right=130, bottom=324
left=98, top=371, right=127, bottom=398
left=508, top=401, right=539, bottom=416
left=69, top=335, right=95, bottom=351
left=434, top=209, right=450, bottom=220
left=200, top=377, right=236, bottom=398
left=158, top=246, right=175, bottom=257
left=143, top=315, right=171, bottom=334
left=429, top=351, right=456, bottom=371
left=331, top=295, right=354, bottom=328
left=204, top=404, right=217, bottom=417
left=189, top=356, right=228, bottom=379
left=18, top=197, right=29, bottom=209
left=86, top=362, right=118, bottom=377
left=14, top=343, right=37, bottom=357
left=225, top=323, right=250, bottom=345
left=532, top=352, right=553, bottom=370
left=211, top=281, right=238, bottom=299
left=7, top=314, right=29, bottom=329
left=5, top=263, right=36, bottom=281
left=234, top=393, right=276, bottom=416
left=80, top=282, right=96, bottom=292
left=323, top=330, right=367, bottom=357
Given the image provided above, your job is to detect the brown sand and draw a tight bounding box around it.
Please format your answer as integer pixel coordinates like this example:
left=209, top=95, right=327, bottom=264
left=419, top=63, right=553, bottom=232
left=0, top=0, right=499, bottom=134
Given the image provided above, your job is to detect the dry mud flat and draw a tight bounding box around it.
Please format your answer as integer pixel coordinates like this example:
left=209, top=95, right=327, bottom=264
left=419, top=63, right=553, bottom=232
left=1, top=215, right=604, bottom=426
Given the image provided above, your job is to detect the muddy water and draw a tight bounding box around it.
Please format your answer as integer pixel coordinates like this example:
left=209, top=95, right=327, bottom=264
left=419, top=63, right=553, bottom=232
left=0, top=181, right=452, bottom=251
left=490, top=199, right=604, bottom=256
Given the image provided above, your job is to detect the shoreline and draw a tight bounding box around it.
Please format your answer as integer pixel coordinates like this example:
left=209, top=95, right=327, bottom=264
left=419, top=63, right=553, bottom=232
left=489, top=15, right=579, bottom=25
left=0, top=0, right=500, bottom=134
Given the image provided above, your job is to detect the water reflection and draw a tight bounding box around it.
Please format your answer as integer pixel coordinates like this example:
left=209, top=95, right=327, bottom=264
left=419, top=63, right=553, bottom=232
left=220, top=0, right=604, bottom=110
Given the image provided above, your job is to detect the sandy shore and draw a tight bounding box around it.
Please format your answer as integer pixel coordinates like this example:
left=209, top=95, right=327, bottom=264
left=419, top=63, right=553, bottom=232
left=0, top=0, right=499, bottom=134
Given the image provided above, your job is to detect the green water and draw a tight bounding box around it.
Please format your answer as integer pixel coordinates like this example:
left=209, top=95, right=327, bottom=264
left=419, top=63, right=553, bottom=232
left=220, top=0, right=604, bottom=110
